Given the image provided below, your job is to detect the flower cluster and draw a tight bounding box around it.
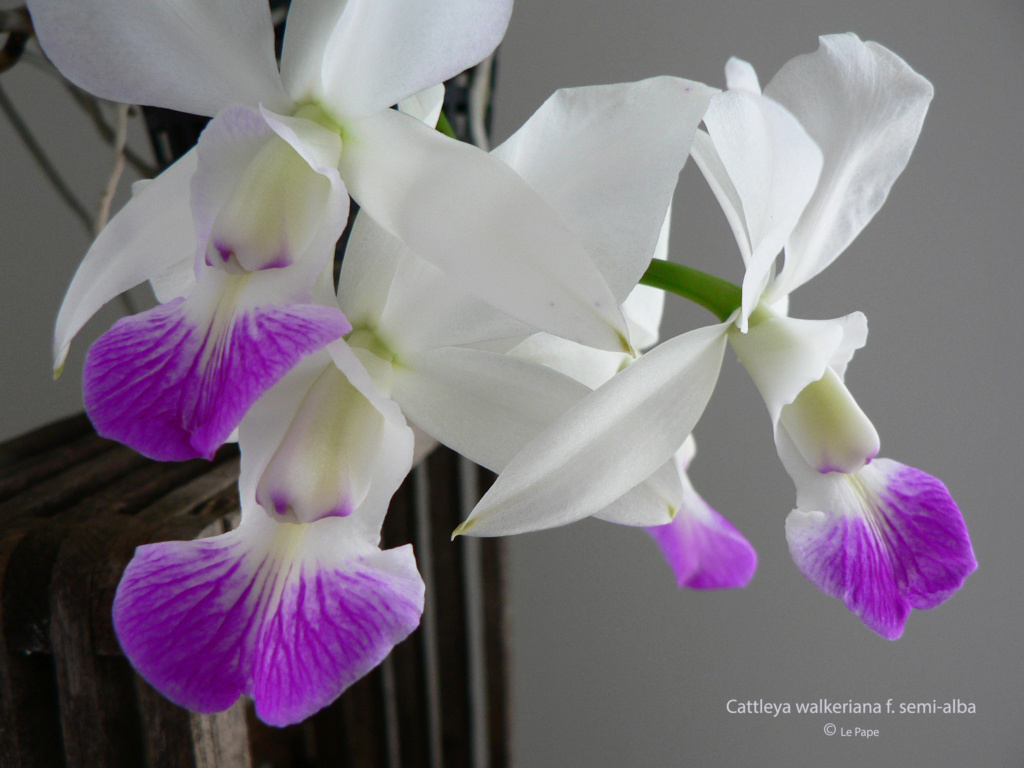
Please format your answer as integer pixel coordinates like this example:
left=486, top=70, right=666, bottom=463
left=30, top=0, right=975, bottom=727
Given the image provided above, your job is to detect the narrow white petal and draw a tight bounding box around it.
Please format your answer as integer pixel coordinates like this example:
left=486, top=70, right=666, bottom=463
left=690, top=128, right=751, bottom=262
left=619, top=207, right=671, bottom=351
left=54, top=149, right=197, bottom=371
left=698, top=86, right=823, bottom=329
left=492, top=77, right=715, bottom=303
left=282, top=0, right=511, bottom=121
left=378, top=252, right=533, bottom=354
left=457, top=323, right=729, bottom=537
left=340, top=109, right=630, bottom=352
left=765, top=34, right=934, bottom=299
left=336, top=212, right=404, bottom=332
left=27, top=0, right=288, bottom=116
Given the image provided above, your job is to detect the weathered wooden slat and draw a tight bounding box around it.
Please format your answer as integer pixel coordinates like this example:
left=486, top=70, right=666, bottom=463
left=190, top=702, right=253, bottom=768
left=0, top=431, right=117, bottom=504
left=134, top=674, right=202, bottom=768
left=50, top=516, right=148, bottom=767
left=481, top=538, right=511, bottom=768
left=0, top=524, right=65, bottom=768
left=381, top=475, right=433, bottom=768
left=0, top=413, right=94, bottom=468
left=425, top=448, right=474, bottom=768
left=0, top=444, right=150, bottom=522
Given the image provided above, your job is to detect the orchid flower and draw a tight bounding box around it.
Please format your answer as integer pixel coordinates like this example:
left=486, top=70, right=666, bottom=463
left=110, top=74, right=714, bottom=725
left=36, top=0, right=638, bottom=462
left=459, top=34, right=975, bottom=638
left=112, top=378, right=421, bottom=726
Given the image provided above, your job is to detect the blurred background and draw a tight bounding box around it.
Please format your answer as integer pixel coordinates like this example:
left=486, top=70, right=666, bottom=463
left=2, top=0, right=1023, bottom=765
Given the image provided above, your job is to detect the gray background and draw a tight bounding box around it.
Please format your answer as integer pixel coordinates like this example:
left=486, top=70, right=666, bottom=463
left=2, top=0, right=1023, bottom=765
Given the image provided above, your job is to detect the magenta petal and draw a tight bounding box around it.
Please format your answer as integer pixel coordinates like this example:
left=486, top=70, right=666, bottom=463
left=84, top=296, right=349, bottom=461
left=250, top=551, right=422, bottom=725
left=786, top=459, right=977, bottom=639
left=646, top=497, right=757, bottom=590
left=113, top=519, right=424, bottom=726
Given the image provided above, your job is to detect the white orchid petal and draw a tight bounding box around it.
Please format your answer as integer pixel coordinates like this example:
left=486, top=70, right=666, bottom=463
left=728, top=314, right=851, bottom=428
left=509, top=334, right=629, bottom=391
left=340, top=109, right=630, bottom=352
left=381, top=252, right=533, bottom=354
left=594, top=459, right=682, bottom=527
left=282, top=0, right=511, bottom=121
left=194, top=106, right=348, bottom=282
left=724, top=58, right=762, bottom=94
left=398, top=84, right=446, bottom=127
left=690, top=128, right=751, bottom=260
left=27, top=0, right=288, bottom=116
left=699, top=85, right=823, bottom=329
left=622, top=284, right=666, bottom=353
left=456, top=323, right=730, bottom=537
left=54, top=149, right=198, bottom=372
left=765, top=34, right=934, bottom=299
left=240, top=342, right=413, bottom=533
left=492, top=77, right=715, bottom=303
left=336, top=212, right=404, bottom=331
left=619, top=207, right=671, bottom=350
left=338, top=216, right=530, bottom=354
left=393, top=347, right=591, bottom=473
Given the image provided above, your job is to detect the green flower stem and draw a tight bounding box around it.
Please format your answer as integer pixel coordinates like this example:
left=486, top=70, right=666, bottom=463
left=640, top=259, right=742, bottom=323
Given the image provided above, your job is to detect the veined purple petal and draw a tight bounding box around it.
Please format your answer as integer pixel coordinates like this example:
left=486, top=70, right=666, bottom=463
left=84, top=278, right=349, bottom=461
left=646, top=484, right=756, bottom=590
left=113, top=514, right=424, bottom=726
left=785, top=458, right=976, bottom=639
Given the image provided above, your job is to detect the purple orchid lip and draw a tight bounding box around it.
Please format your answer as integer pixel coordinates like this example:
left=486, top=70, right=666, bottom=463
left=646, top=492, right=756, bottom=590
left=786, top=459, right=976, bottom=639
left=113, top=514, right=425, bottom=726
left=84, top=291, right=350, bottom=462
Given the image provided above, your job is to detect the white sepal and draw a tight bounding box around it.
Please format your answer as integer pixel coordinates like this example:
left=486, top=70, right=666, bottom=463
left=456, top=323, right=730, bottom=537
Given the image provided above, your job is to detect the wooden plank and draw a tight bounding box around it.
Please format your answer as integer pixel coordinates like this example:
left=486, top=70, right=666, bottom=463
left=0, top=444, right=150, bottom=522
left=50, top=516, right=148, bottom=767
left=190, top=702, right=252, bottom=768
left=0, top=432, right=117, bottom=504
left=0, top=524, right=65, bottom=768
left=481, top=538, right=511, bottom=768
left=425, top=448, right=473, bottom=768
left=134, top=675, right=199, bottom=768
left=0, top=413, right=93, bottom=468
left=381, top=475, right=433, bottom=768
